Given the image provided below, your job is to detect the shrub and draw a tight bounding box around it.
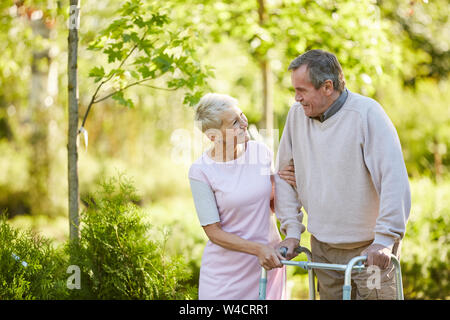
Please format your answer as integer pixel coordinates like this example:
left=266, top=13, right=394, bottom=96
left=401, top=178, right=450, bottom=299
left=66, top=175, right=195, bottom=299
left=0, top=214, right=67, bottom=299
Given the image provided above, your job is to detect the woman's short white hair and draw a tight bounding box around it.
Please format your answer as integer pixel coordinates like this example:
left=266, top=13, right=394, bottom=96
left=194, top=93, right=238, bottom=132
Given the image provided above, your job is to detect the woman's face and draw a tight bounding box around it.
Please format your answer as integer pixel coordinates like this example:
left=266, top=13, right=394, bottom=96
left=217, top=104, right=249, bottom=145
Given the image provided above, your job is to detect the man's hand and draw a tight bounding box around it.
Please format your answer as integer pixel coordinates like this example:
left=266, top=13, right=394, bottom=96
left=360, top=243, right=392, bottom=269
left=275, top=238, right=300, bottom=260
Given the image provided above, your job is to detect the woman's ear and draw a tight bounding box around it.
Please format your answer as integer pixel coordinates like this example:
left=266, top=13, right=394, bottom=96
left=207, top=133, right=215, bottom=142
left=205, top=128, right=222, bottom=143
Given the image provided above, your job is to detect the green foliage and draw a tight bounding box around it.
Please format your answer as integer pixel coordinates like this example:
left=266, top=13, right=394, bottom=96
left=0, top=0, right=448, bottom=301
left=86, top=0, right=213, bottom=108
left=1, top=174, right=195, bottom=300
left=401, top=178, right=450, bottom=299
left=0, top=214, right=67, bottom=299
left=175, top=0, right=399, bottom=96
left=66, top=174, right=195, bottom=299
left=377, top=0, right=450, bottom=84
left=378, top=79, right=450, bottom=178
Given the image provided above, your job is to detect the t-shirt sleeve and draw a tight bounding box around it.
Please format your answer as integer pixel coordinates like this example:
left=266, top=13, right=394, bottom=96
left=188, top=163, right=220, bottom=226
left=188, top=163, right=209, bottom=184
left=189, top=178, right=221, bottom=226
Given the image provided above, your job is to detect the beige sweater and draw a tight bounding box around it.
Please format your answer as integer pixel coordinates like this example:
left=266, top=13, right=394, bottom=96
left=274, top=90, right=411, bottom=248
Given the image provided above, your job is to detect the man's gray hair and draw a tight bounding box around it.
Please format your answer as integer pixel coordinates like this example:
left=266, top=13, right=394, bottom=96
left=288, top=49, right=345, bottom=92
left=194, top=93, right=237, bottom=132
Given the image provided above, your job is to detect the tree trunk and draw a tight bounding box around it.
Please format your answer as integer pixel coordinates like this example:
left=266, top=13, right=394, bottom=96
left=68, top=0, right=80, bottom=242
left=257, top=0, right=273, bottom=130
left=260, top=59, right=273, bottom=130
left=28, top=13, right=58, bottom=217
left=29, top=49, right=50, bottom=217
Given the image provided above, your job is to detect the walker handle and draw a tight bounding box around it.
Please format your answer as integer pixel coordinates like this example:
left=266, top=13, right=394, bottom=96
left=279, top=246, right=310, bottom=258
left=279, top=246, right=288, bottom=258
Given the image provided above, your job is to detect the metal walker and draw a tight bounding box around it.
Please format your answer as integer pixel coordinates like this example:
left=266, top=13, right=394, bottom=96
left=258, top=246, right=404, bottom=300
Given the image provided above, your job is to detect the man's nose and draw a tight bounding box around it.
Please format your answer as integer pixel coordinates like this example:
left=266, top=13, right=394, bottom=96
left=295, top=94, right=303, bottom=102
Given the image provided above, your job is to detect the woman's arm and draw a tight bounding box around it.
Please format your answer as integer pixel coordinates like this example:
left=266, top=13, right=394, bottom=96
left=203, top=222, right=282, bottom=270
left=190, top=178, right=282, bottom=270
left=278, top=163, right=296, bottom=187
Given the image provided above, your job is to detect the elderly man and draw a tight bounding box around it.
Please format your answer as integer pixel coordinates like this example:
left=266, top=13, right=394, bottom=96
left=274, top=49, right=411, bottom=300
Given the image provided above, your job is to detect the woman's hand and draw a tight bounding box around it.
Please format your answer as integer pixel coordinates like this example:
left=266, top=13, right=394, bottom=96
left=203, top=223, right=283, bottom=270
left=257, top=244, right=283, bottom=270
left=278, top=163, right=296, bottom=188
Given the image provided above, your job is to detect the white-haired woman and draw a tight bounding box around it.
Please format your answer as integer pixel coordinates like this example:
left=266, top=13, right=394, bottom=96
left=188, top=93, right=295, bottom=300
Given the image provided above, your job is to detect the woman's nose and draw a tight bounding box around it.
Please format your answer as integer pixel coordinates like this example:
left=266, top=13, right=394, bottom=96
left=241, top=118, right=248, bottom=128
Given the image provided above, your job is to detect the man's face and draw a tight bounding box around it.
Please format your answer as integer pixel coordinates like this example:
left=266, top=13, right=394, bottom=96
left=291, top=65, right=329, bottom=118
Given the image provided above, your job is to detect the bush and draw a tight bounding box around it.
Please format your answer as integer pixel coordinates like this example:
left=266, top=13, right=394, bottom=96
left=0, top=174, right=195, bottom=300
left=0, top=214, right=67, bottom=299
left=66, top=175, right=195, bottom=299
left=401, top=178, right=450, bottom=299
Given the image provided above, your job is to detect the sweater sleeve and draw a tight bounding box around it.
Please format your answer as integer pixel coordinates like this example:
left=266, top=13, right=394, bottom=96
left=274, top=105, right=306, bottom=240
left=363, top=103, right=411, bottom=248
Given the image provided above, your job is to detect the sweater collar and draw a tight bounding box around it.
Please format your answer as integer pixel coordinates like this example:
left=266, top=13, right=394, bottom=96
left=310, top=88, right=348, bottom=123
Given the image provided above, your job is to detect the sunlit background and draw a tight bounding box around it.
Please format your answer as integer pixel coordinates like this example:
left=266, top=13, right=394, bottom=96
left=0, top=0, right=449, bottom=299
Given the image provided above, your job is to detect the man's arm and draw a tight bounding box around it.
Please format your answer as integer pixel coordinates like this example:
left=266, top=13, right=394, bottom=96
left=274, top=106, right=306, bottom=259
left=361, top=103, right=411, bottom=268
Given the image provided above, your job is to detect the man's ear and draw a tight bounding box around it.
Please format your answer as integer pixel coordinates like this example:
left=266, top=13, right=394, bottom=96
left=322, top=79, right=334, bottom=96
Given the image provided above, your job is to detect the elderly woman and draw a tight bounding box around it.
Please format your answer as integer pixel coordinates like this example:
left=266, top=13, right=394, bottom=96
left=188, top=93, right=295, bottom=300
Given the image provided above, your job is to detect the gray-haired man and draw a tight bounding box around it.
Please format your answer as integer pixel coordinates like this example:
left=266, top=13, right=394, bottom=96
left=274, top=49, right=411, bottom=299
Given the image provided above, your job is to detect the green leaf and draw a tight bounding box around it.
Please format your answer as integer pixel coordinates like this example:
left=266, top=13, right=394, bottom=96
left=130, top=70, right=140, bottom=80
left=103, top=47, right=124, bottom=63
left=151, top=12, right=169, bottom=27
left=122, top=33, right=132, bottom=43
left=153, top=54, right=173, bottom=73
left=183, top=91, right=203, bottom=107
left=87, top=38, right=104, bottom=51
left=89, top=66, right=105, bottom=83
left=112, top=91, right=134, bottom=108
left=137, top=65, right=155, bottom=79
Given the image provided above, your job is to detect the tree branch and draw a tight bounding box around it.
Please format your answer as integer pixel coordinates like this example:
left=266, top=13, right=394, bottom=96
left=79, top=26, right=150, bottom=131
left=92, top=77, right=176, bottom=104
left=136, top=83, right=178, bottom=91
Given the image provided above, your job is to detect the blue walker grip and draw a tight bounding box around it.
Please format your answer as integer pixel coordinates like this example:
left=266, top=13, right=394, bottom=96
left=279, top=246, right=288, bottom=258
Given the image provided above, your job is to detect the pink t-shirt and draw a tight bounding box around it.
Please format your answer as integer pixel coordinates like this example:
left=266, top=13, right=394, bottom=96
left=189, top=140, right=286, bottom=300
